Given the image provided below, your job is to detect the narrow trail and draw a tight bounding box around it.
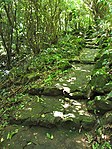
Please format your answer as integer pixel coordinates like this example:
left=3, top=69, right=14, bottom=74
left=1, top=38, right=101, bottom=149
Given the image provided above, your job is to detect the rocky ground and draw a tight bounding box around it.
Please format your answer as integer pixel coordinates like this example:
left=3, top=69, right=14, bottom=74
left=0, top=37, right=112, bottom=149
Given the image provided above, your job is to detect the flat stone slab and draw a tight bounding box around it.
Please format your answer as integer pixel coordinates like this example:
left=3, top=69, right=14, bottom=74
left=28, top=62, right=96, bottom=99
left=1, top=95, right=95, bottom=148
left=10, top=96, right=96, bottom=130
left=54, top=63, right=94, bottom=93
left=0, top=125, right=89, bottom=149
left=85, top=38, right=97, bottom=42
left=80, top=48, right=100, bottom=63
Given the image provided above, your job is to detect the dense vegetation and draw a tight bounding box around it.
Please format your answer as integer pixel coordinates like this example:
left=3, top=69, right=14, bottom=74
left=0, top=0, right=112, bottom=148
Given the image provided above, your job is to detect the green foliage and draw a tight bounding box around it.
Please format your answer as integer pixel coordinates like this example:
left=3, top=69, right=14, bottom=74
left=0, top=0, right=111, bottom=69
left=58, top=35, right=84, bottom=52
left=46, top=133, right=54, bottom=140
left=86, top=126, right=112, bottom=149
left=7, top=129, right=18, bottom=140
left=92, top=140, right=112, bottom=149
left=94, top=48, right=112, bottom=79
left=0, top=1, right=112, bottom=148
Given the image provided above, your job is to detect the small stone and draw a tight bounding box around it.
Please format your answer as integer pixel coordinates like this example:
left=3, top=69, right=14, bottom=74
left=43, top=87, right=63, bottom=96
left=28, top=88, right=44, bottom=95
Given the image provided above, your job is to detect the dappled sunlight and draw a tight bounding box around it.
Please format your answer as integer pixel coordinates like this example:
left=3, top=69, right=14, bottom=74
left=53, top=111, right=76, bottom=119
left=53, top=63, right=94, bottom=94
left=75, top=107, right=81, bottom=111
left=73, top=66, right=81, bottom=70
left=63, top=86, right=71, bottom=93
left=33, top=132, right=38, bottom=136
left=72, top=100, right=82, bottom=106
left=63, top=103, right=70, bottom=108
left=64, top=113, right=75, bottom=118
left=75, top=138, right=87, bottom=147
left=76, top=140, right=81, bottom=143
left=53, top=111, right=63, bottom=118
left=57, top=97, right=92, bottom=121
left=70, top=82, right=75, bottom=85
left=62, top=83, right=68, bottom=86
left=81, top=69, right=90, bottom=72
left=55, top=83, right=63, bottom=89
left=59, top=78, right=64, bottom=82
left=27, top=108, right=32, bottom=111
left=73, top=110, right=76, bottom=113
left=78, top=110, right=85, bottom=115
left=67, top=77, right=76, bottom=82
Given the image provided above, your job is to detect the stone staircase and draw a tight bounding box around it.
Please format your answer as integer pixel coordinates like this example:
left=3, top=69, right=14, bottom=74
left=0, top=38, right=101, bottom=149
left=79, top=37, right=100, bottom=64
left=85, top=38, right=99, bottom=49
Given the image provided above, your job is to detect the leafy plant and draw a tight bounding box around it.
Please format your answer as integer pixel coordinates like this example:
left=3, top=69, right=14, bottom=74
left=7, top=129, right=18, bottom=140
left=46, top=133, right=54, bottom=140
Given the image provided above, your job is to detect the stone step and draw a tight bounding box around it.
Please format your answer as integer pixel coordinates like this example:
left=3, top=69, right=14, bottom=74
left=1, top=124, right=90, bottom=149
left=85, top=41, right=98, bottom=45
left=80, top=48, right=100, bottom=62
left=54, top=63, right=94, bottom=93
left=85, top=38, right=97, bottom=41
left=10, top=96, right=96, bottom=131
left=85, top=38, right=99, bottom=48
left=85, top=45, right=99, bottom=49
left=27, top=63, right=94, bottom=99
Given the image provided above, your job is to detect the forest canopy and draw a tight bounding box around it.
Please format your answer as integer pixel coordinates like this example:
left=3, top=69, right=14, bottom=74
left=0, top=0, right=112, bottom=69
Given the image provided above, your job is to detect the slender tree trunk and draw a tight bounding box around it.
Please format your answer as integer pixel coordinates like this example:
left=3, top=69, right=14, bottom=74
left=0, top=27, right=11, bottom=69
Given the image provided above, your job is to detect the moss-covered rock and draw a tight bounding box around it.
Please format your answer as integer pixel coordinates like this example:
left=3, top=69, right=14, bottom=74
left=89, top=49, right=112, bottom=95
left=87, top=92, right=112, bottom=114
left=69, top=91, right=85, bottom=99
left=80, top=48, right=99, bottom=63
left=101, top=111, right=112, bottom=125
left=94, top=95, right=112, bottom=111
left=90, top=71, right=109, bottom=94
left=43, top=87, right=63, bottom=96
left=103, top=82, right=112, bottom=93
left=81, top=116, right=96, bottom=131
left=28, top=88, right=44, bottom=96
left=106, top=91, right=112, bottom=101
left=9, top=95, right=96, bottom=131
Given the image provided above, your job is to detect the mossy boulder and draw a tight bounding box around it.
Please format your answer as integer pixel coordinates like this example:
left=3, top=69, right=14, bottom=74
left=101, top=111, right=112, bottom=125
left=10, top=96, right=64, bottom=127
left=87, top=92, right=112, bottom=114
left=43, top=87, right=63, bottom=96
left=10, top=95, right=96, bottom=131
left=81, top=116, right=96, bottom=131
left=69, top=91, right=85, bottom=99
left=94, top=95, right=112, bottom=111
left=28, top=87, right=63, bottom=96
left=103, top=82, right=112, bottom=93
left=80, top=48, right=99, bottom=63
left=90, top=49, right=112, bottom=94
left=106, top=91, right=112, bottom=101
left=90, top=72, right=109, bottom=94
